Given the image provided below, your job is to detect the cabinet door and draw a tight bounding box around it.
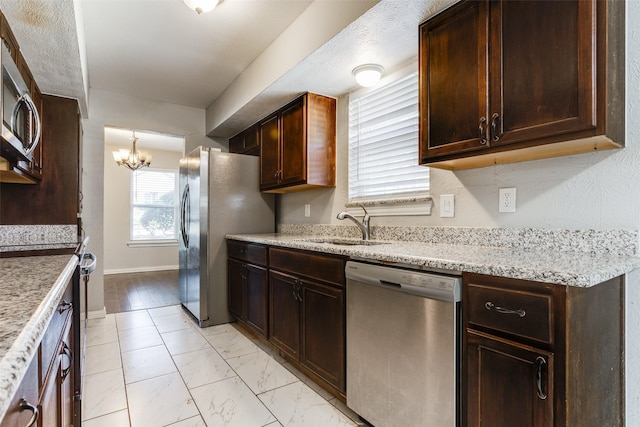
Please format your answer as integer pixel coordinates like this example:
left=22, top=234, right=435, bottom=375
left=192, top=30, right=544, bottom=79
left=280, top=97, right=306, bottom=186
left=489, top=0, right=596, bottom=146
left=465, top=330, right=554, bottom=427
left=260, top=114, right=280, bottom=189
left=0, top=355, right=38, bottom=427
left=269, top=271, right=300, bottom=359
left=419, top=0, right=490, bottom=161
left=59, top=324, right=74, bottom=427
left=227, top=258, right=244, bottom=320
left=245, top=263, right=269, bottom=338
left=300, top=280, right=345, bottom=391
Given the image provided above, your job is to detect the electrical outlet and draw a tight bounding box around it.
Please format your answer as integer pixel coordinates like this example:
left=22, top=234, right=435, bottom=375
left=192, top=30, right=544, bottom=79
left=440, top=194, right=455, bottom=218
left=499, top=188, right=516, bottom=213
left=304, top=204, right=311, bottom=217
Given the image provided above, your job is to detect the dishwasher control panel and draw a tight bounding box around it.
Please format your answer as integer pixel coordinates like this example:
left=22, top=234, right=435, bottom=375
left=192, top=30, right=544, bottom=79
left=345, top=261, right=461, bottom=302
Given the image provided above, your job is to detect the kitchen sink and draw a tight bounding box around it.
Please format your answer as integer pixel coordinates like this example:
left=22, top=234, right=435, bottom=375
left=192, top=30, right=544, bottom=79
left=296, top=238, right=390, bottom=246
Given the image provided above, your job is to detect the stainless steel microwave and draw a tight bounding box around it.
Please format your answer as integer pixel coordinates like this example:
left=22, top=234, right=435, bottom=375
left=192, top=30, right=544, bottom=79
left=0, top=41, right=40, bottom=162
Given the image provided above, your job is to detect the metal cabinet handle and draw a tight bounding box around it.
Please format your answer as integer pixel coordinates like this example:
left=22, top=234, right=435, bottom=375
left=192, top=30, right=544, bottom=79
left=491, top=113, right=500, bottom=142
left=18, top=398, right=39, bottom=427
left=58, top=300, right=72, bottom=314
left=60, top=341, right=73, bottom=382
left=535, top=356, right=548, bottom=400
left=478, top=117, right=487, bottom=145
left=484, top=301, right=526, bottom=318
left=292, top=280, right=303, bottom=302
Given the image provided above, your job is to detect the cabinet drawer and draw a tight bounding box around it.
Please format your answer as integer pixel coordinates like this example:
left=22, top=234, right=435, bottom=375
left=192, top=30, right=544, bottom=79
left=269, top=248, right=346, bottom=287
left=227, top=240, right=267, bottom=266
left=40, top=282, right=72, bottom=380
left=466, top=281, right=555, bottom=345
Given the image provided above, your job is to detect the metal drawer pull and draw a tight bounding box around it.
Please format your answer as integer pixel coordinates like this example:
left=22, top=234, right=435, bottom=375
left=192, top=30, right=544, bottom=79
left=536, top=356, right=548, bottom=400
left=484, top=301, right=526, bottom=317
left=60, top=341, right=74, bottom=382
left=58, top=300, right=72, bottom=314
left=491, top=113, right=500, bottom=142
left=18, top=398, right=39, bottom=427
left=478, top=117, right=487, bottom=144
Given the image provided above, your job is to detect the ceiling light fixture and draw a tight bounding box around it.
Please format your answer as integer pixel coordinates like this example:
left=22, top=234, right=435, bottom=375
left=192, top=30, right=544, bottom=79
left=182, top=0, right=219, bottom=14
left=112, top=131, right=152, bottom=171
left=352, top=64, right=384, bottom=87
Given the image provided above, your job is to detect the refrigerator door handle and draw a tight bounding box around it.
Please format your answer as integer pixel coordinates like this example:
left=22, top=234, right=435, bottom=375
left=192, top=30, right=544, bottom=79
left=180, top=184, right=190, bottom=248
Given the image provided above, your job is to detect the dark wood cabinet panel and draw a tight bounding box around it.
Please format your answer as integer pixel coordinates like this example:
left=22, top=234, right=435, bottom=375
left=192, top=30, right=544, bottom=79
left=420, top=0, right=624, bottom=170
left=419, top=0, right=489, bottom=158
left=259, top=114, right=280, bottom=189
left=245, top=264, right=269, bottom=337
left=269, top=270, right=300, bottom=359
left=465, top=330, right=554, bottom=427
left=463, top=273, right=623, bottom=427
left=300, top=280, right=345, bottom=391
left=0, top=96, right=80, bottom=225
left=259, top=92, right=336, bottom=193
left=227, top=241, right=269, bottom=338
left=269, top=247, right=345, bottom=287
left=229, top=124, right=259, bottom=156
left=227, top=258, right=244, bottom=320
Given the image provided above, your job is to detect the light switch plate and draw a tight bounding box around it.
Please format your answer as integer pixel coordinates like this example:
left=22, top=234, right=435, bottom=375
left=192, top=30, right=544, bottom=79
left=304, top=204, right=311, bottom=217
left=440, top=194, right=455, bottom=218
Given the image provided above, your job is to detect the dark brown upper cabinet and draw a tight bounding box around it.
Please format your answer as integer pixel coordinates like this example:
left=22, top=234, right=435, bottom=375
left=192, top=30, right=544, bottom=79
left=229, top=124, right=260, bottom=156
left=419, top=0, right=624, bottom=170
left=259, top=93, right=336, bottom=193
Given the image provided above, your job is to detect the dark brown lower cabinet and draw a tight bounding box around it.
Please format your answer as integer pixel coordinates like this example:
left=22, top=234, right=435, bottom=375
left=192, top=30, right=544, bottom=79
left=466, top=330, right=554, bottom=426
left=269, top=248, right=347, bottom=395
left=1, top=277, right=75, bottom=427
left=227, top=241, right=270, bottom=338
left=463, top=273, right=624, bottom=427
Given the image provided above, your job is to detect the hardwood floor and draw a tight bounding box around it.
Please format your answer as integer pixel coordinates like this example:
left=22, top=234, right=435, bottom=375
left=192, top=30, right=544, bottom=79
left=104, top=269, right=179, bottom=314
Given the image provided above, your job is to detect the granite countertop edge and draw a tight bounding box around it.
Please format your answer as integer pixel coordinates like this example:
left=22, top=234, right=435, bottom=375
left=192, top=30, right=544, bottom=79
left=226, top=233, right=640, bottom=288
left=0, top=256, right=77, bottom=421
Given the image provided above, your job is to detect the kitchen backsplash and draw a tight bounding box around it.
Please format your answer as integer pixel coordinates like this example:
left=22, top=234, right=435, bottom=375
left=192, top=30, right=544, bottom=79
left=278, top=224, right=639, bottom=257
left=0, top=225, right=78, bottom=252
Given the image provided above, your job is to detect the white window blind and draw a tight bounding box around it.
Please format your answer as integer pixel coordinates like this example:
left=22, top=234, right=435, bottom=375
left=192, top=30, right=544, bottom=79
left=130, top=169, right=178, bottom=240
left=348, top=71, right=429, bottom=201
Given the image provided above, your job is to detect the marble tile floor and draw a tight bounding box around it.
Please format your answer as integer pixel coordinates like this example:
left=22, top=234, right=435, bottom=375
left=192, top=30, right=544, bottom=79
left=82, top=305, right=365, bottom=427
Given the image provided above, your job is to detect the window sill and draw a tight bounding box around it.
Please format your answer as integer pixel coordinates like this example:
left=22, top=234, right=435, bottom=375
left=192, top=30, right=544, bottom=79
left=346, top=196, right=433, bottom=216
left=127, top=239, right=179, bottom=248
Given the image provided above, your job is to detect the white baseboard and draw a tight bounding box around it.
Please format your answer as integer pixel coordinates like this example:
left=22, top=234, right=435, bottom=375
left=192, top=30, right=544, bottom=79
left=88, top=307, right=107, bottom=319
left=104, top=265, right=179, bottom=275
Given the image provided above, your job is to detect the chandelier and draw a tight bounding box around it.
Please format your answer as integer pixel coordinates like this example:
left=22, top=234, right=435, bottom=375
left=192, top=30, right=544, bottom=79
left=112, top=131, right=152, bottom=171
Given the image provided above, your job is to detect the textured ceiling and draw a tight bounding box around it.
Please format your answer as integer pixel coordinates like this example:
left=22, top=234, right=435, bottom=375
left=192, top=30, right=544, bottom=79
left=0, top=0, right=458, bottom=138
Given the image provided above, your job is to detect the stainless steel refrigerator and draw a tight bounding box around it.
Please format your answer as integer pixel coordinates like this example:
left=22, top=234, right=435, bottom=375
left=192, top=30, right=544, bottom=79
left=179, top=147, right=275, bottom=327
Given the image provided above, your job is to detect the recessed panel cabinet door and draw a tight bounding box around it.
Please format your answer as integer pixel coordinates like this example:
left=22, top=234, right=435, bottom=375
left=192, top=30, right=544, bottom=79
left=245, top=263, right=269, bottom=338
left=280, top=97, right=306, bottom=186
left=269, top=271, right=300, bottom=359
left=419, top=0, right=489, bottom=159
left=260, top=114, right=280, bottom=189
left=227, top=258, right=244, bottom=320
left=465, top=330, right=554, bottom=427
left=489, top=0, right=596, bottom=145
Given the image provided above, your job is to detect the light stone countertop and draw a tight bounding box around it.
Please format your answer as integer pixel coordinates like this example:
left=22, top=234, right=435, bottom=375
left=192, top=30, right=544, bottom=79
left=226, top=233, right=640, bottom=288
left=0, top=255, right=78, bottom=422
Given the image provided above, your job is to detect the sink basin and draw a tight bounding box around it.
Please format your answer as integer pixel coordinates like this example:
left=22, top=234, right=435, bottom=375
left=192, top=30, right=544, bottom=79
left=296, top=238, right=389, bottom=246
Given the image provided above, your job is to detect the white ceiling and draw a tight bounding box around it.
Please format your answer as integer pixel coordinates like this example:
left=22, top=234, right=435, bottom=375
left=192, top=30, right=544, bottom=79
left=1, top=0, right=457, bottom=139
left=104, top=126, right=185, bottom=153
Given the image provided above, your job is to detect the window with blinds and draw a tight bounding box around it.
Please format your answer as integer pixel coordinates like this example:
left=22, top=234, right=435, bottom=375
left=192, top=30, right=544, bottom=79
left=130, top=169, right=178, bottom=240
left=348, top=71, right=429, bottom=201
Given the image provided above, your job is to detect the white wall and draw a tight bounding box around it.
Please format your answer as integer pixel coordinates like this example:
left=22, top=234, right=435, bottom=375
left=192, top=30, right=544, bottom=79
left=280, top=2, right=640, bottom=423
left=82, top=88, right=226, bottom=315
left=103, top=145, right=182, bottom=273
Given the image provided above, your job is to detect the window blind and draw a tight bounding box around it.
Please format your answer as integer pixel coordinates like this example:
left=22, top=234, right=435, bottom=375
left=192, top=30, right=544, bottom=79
left=130, top=169, right=178, bottom=240
left=348, top=71, right=429, bottom=201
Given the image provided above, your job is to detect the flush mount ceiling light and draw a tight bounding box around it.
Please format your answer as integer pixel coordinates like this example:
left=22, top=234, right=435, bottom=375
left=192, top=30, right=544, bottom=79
left=112, top=131, right=152, bottom=171
left=352, top=64, right=384, bottom=87
left=182, top=0, right=219, bottom=14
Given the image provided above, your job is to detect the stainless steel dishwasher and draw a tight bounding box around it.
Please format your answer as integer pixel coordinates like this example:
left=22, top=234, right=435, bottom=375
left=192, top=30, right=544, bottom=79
left=346, top=260, right=461, bottom=427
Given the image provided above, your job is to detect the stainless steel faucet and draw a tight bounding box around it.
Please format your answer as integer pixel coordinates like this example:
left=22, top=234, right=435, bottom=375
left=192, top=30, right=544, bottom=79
left=337, top=205, right=370, bottom=240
